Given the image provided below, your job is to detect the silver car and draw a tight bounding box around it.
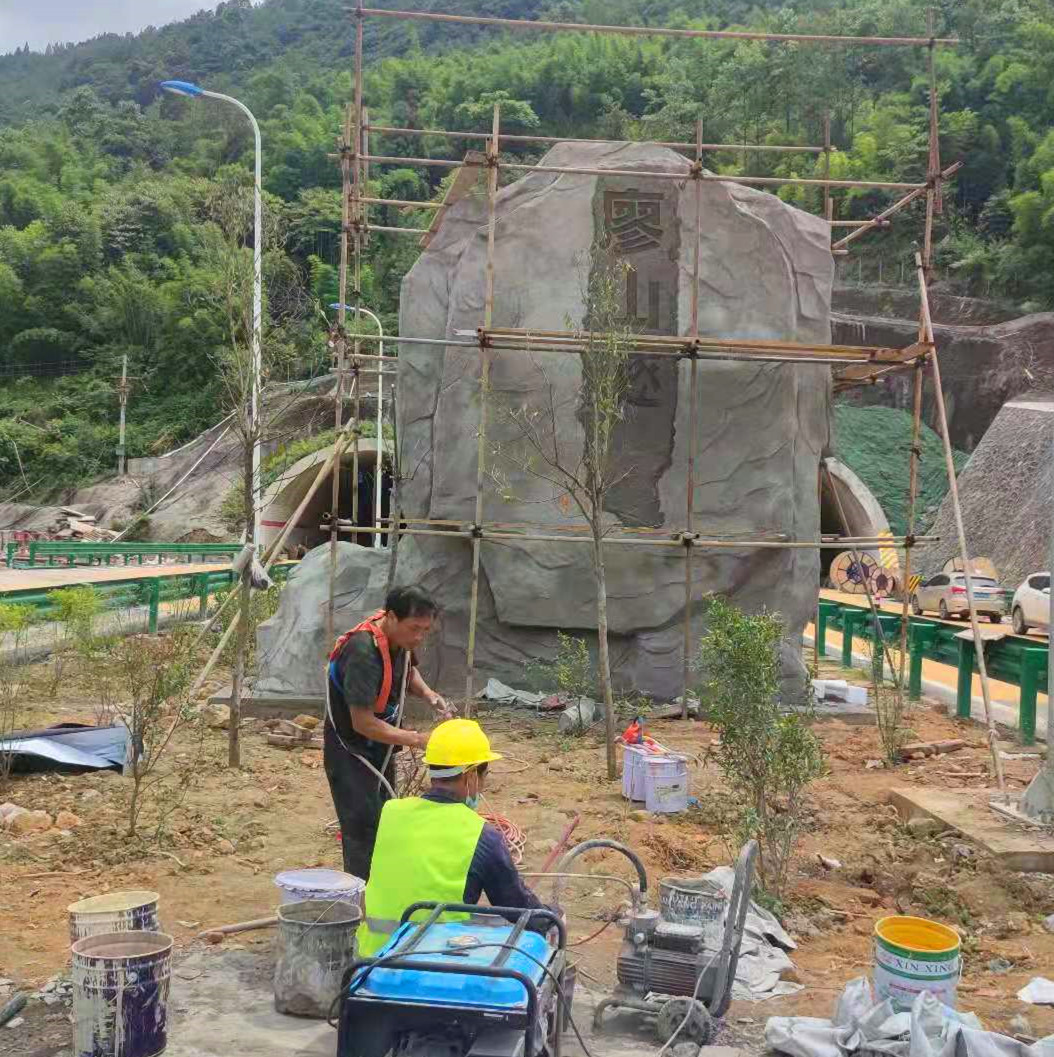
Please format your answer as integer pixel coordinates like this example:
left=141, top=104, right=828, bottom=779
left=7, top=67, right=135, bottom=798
left=911, top=572, right=1006, bottom=622
left=1011, top=572, right=1050, bottom=636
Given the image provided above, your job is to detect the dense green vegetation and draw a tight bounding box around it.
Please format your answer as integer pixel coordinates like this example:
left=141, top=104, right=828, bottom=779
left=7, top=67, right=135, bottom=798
left=832, top=404, right=967, bottom=534
left=0, top=0, right=1052, bottom=495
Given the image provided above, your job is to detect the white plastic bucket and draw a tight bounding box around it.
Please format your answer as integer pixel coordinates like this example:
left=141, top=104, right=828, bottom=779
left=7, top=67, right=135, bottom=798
left=642, top=755, right=689, bottom=814
left=274, top=868, right=364, bottom=907
left=873, top=915, right=961, bottom=1011
left=68, top=891, right=160, bottom=945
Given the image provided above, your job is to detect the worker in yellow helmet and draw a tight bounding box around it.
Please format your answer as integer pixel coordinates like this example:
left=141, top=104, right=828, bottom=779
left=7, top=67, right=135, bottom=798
left=358, top=718, right=553, bottom=957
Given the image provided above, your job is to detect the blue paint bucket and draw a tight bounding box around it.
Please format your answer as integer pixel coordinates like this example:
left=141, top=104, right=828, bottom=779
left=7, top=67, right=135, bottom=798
left=72, top=930, right=172, bottom=1057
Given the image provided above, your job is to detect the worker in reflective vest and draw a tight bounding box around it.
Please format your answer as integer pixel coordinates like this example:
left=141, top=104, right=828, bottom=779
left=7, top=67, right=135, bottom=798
left=324, top=585, right=452, bottom=881
left=359, top=719, right=552, bottom=957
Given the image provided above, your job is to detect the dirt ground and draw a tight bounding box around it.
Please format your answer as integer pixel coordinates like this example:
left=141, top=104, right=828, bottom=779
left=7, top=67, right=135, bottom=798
left=2, top=653, right=1054, bottom=1056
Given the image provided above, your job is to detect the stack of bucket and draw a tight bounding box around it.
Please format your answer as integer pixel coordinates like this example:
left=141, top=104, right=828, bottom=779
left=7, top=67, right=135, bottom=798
left=68, top=890, right=172, bottom=1057
left=621, top=743, right=690, bottom=813
left=271, top=868, right=363, bottom=1018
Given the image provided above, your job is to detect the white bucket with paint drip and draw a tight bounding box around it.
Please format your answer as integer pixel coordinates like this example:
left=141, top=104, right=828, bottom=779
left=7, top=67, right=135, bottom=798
left=72, top=930, right=172, bottom=1057
left=274, top=868, right=364, bottom=907
left=68, top=891, right=160, bottom=944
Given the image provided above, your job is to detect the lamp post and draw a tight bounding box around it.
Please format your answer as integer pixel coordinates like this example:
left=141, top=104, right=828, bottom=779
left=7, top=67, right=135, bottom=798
left=161, top=80, right=263, bottom=547
left=330, top=304, right=390, bottom=549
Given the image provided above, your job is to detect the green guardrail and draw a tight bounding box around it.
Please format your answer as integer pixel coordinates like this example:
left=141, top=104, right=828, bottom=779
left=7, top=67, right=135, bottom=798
left=5, top=541, right=244, bottom=569
left=0, top=564, right=294, bottom=635
left=816, top=598, right=1047, bottom=745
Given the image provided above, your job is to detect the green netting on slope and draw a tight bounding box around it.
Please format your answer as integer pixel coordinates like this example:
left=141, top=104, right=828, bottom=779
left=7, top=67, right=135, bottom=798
left=832, top=404, right=968, bottom=536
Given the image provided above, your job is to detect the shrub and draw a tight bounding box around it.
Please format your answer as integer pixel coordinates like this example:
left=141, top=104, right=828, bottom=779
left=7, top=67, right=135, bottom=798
left=695, top=598, right=826, bottom=899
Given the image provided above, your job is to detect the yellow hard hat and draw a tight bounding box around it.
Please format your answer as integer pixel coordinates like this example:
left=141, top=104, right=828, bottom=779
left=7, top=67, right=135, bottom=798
left=423, top=719, right=503, bottom=771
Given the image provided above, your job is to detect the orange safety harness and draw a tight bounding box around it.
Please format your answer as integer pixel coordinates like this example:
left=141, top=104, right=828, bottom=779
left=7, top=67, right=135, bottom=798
left=329, top=609, right=392, bottom=714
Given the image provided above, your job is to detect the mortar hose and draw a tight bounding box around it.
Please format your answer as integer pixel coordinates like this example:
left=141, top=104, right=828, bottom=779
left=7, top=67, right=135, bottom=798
left=550, top=839, right=648, bottom=913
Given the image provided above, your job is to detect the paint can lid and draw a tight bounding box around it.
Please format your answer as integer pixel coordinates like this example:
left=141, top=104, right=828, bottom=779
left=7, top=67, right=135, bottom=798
left=68, top=890, right=159, bottom=915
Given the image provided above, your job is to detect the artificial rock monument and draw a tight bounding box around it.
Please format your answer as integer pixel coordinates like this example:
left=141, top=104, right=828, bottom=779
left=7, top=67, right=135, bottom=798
left=257, top=142, right=834, bottom=702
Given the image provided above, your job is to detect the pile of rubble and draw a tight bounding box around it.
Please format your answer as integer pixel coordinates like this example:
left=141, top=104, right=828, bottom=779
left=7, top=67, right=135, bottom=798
left=50, top=507, right=117, bottom=542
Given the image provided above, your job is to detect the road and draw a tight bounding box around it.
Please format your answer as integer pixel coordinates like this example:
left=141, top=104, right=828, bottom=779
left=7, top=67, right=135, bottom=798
left=0, top=562, right=234, bottom=593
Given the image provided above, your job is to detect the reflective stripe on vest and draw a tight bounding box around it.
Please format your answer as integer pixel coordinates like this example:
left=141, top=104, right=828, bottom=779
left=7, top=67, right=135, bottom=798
left=358, top=798, right=485, bottom=958
left=329, top=610, right=392, bottom=714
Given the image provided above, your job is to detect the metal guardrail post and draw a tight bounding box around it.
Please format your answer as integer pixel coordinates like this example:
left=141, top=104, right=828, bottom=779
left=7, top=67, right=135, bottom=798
left=816, top=601, right=839, bottom=656
left=908, top=623, right=936, bottom=700
left=956, top=638, right=973, bottom=719
left=148, top=578, right=161, bottom=634
left=1019, top=647, right=1046, bottom=746
left=841, top=610, right=868, bottom=668
left=196, top=574, right=209, bottom=618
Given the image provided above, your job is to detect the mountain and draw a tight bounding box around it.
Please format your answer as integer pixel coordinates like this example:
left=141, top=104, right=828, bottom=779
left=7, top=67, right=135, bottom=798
left=1, top=0, right=1053, bottom=499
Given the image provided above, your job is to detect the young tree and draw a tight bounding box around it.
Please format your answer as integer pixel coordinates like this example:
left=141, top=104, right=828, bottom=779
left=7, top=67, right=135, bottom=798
left=696, top=598, right=826, bottom=899
left=492, top=245, right=633, bottom=779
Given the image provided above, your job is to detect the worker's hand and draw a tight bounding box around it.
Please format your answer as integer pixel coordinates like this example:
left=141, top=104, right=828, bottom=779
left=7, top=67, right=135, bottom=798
left=429, top=694, right=456, bottom=720
left=409, top=730, right=431, bottom=750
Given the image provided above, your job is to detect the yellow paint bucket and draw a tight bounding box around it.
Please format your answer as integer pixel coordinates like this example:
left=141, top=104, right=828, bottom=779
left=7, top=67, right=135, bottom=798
left=873, top=915, right=961, bottom=1011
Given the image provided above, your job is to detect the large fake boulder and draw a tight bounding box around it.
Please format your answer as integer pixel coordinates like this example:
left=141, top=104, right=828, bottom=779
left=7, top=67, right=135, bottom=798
left=394, top=142, right=834, bottom=699
left=255, top=543, right=388, bottom=702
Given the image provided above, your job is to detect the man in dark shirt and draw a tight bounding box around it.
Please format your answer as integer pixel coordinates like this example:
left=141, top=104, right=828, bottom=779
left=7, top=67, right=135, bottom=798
left=324, top=585, right=451, bottom=880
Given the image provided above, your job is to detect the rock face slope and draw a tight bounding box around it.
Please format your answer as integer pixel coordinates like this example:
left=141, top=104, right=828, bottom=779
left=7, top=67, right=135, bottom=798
left=389, top=141, right=834, bottom=697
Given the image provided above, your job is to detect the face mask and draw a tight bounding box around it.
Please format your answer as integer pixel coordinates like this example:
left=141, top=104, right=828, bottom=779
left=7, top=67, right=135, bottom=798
left=465, top=773, right=480, bottom=810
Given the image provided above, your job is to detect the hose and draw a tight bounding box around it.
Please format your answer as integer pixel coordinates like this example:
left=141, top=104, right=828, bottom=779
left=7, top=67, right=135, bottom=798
left=550, top=838, right=649, bottom=911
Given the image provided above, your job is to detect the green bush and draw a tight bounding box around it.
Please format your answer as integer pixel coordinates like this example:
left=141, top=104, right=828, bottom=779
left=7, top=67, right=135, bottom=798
left=695, top=598, right=826, bottom=899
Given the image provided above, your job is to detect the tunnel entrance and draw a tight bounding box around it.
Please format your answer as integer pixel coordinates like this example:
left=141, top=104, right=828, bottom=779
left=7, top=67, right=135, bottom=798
left=819, top=459, right=892, bottom=581
left=259, top=441, right=392, bottom=556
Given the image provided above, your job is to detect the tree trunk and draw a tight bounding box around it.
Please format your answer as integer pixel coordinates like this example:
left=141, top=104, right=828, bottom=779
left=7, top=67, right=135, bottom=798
left=591, top=532, right=617, bottom=780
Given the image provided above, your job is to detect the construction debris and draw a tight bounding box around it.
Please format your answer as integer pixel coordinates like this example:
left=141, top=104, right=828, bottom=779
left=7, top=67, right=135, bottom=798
left=898, top=739, right=966, bottom=762
left=812, top=680, right=868, bottom=707
left=264, top=718, right=323, bottom=750
left=52, top=508, right=117, bottom=543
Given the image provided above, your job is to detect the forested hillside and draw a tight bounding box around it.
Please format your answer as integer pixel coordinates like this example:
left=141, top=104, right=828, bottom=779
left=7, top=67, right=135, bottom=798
left=0, top=0, right=1052, bottom=496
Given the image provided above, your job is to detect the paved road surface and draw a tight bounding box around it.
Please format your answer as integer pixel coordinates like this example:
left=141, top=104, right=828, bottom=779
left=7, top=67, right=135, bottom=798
left=0, top=562, right=233, bottom=593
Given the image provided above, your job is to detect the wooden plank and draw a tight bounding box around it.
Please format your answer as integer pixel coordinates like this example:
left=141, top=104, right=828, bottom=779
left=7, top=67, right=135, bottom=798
left=889, top=787, right=1054, bottom=872
left=420, top=150, right=486, bottom=248
left=833, top=341, right=930, bottom=384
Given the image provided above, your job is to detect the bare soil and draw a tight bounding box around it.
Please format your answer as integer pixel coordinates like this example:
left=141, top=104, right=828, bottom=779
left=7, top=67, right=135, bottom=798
left=2, top=653, right=1054, bottom=1055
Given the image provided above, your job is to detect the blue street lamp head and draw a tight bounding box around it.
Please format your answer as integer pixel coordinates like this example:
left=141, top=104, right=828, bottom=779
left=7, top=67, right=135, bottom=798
left=160, top=80, right=204, bottom=98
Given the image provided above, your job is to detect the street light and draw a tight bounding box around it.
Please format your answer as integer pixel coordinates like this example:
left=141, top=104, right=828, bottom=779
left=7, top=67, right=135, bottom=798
left=161, top=79, right=263, bottom=547
left=330, top=304, right=391, bottom=549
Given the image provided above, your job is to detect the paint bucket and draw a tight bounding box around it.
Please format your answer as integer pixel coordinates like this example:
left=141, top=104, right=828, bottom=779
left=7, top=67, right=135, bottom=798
left=72, top=930, right=172, bottom=1057
left=659, top=877, right=726, bottom=947
left=68, top=891, right=161, bottom=945
left=274, top=868, right=364, bottom=907
left=873, top=915, right=961, bottom=1011
left=274, top=899, right=362, bottom=1018
left=642, top=756, right=689, bottom=814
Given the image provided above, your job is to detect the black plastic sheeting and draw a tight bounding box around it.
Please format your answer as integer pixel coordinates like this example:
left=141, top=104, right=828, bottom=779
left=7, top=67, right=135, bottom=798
left=0, top=723, right=127, bottom=774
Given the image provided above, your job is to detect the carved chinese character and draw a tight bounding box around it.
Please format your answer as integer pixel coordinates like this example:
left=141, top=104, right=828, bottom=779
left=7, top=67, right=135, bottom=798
left=603, top=189, right=663, bottom=254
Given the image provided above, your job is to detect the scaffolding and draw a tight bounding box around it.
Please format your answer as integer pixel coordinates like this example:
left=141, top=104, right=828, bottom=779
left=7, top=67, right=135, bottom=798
left=311, top=3, right=1009, bottom=793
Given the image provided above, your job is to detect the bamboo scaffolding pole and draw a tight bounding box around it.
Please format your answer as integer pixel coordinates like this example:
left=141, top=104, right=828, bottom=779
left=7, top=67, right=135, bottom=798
left=365, top=123, right=825, bottom=154
left=682, top=121, right=703, bottom=719
left=355, top=7, right=959, bottom=46
left=331, top=521, right=934, bottom=548
left=832, top=161, right=961, bottom=250
left=361, top=196, right=443, bottom=209
left=367, top=224, right=432, bottom=235
left=897, top=361, right=925, bottom=695
left=464, top=103, right=501, bottom=712
left=823, top=113, right=833, bottom=224
left=830, top=220, right=891, bottom=227
left=916, top=252, right=1007, bottom=801
left=361, top=152, right=926, bottom=192
left=354, top=328, right=928, bottom=366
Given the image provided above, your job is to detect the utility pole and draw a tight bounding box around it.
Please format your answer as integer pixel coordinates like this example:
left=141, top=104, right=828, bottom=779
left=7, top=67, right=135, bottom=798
left=116, top=353, right=129, bottom=476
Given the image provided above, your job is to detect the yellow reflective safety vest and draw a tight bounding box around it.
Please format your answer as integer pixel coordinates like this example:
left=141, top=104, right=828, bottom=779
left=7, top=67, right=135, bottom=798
left=358, top=796, right=485, bottom=958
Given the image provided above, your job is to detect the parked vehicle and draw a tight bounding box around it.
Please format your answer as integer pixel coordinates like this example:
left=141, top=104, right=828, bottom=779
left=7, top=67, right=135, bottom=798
left=911, top=572, right=1006, bottom=622
left=1011, top=572, right=1050, bottom=636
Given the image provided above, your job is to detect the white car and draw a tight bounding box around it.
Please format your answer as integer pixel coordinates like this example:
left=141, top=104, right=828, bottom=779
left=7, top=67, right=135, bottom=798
left=1011, top=572, right=1051, bottom=636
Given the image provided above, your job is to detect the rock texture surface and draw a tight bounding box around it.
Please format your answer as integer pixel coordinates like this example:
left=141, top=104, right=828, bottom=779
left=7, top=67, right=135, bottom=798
left=834, top=312, right=1054, bottom=452
left=393, top=142, right=834, bottom=698
left=922, top=394, right=1054, bottom=587
left=255, top=543, right=389, bottom=701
